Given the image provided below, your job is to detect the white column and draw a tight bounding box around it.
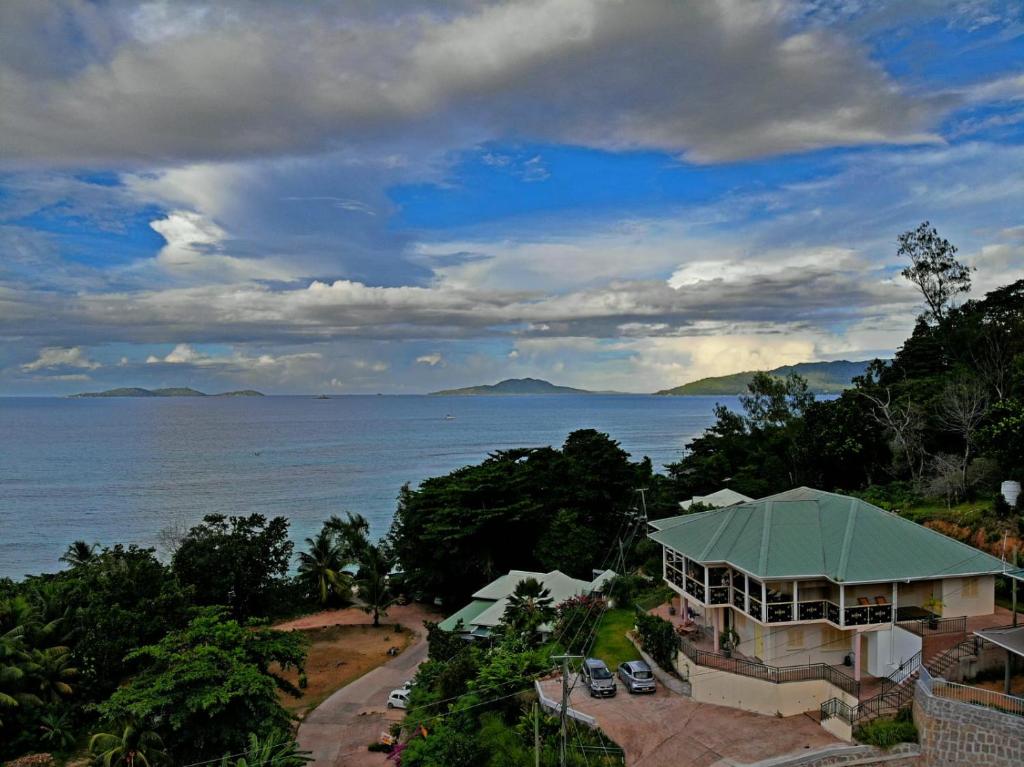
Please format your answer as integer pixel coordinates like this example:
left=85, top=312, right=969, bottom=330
left=704, top=565, right=710, bottom=605
left=761, top=580, right=767, bottom=623
left=852, top=632, right=862, bottom=681
left=891, top=582, right=898, bottom=624
left=840, top=584, right=846, bottom=628
left=793, top=580, right=799, bottom=622
left=744, top=573, right=750, bottom=614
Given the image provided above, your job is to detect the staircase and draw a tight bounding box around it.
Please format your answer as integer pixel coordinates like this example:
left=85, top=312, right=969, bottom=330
left=820, top=634, right=982, bottom=727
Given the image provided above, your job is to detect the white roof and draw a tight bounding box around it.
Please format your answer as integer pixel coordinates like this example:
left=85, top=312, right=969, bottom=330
left=678, top=487, right=753, bottom=511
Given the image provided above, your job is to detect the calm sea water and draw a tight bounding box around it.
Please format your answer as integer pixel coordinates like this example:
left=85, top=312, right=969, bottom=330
left=0, top=394, right=730, bottom=579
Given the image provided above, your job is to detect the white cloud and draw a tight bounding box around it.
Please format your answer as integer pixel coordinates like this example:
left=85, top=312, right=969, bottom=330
left=353, top=359, right=389, bottom=372
left=21, top=346, right=102, bottom=372
left=146, top=343, right=321, bottom=370
left=416, top=353, right=444, bottom=366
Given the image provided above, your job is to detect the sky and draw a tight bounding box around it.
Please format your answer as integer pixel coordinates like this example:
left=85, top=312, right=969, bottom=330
left=1, top=0, right=1022, bottom=395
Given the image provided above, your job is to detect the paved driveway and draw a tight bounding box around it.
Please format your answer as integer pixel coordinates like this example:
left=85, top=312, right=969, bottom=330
left=292, top=605, right=439, bottom=767
left=538, top=678, right=837, bottom=767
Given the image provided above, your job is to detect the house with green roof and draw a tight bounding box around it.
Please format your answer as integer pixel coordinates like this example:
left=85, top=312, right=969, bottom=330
left=438, top=568, right=615, bottom=640
left=650, top=487, right=1006, bottom=682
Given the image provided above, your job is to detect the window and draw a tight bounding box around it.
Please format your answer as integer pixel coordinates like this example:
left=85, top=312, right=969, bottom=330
left=821, top=626, right=846, bottom=649
left=962, top=578, right=978, bottom=599
left=787, top=627, right=805, bottom=650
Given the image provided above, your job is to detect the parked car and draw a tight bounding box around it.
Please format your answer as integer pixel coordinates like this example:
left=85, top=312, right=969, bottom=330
left=617, top=660, right=656, bottom=694
left=580, top=657, right=616, bottom=697
left=387, top=688, right=410, bottom=709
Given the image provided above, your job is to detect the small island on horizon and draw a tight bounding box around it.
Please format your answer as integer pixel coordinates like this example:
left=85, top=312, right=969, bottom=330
left=428, top=361, right=871, bottom=397
left=69, top=387, right=265, bottom=398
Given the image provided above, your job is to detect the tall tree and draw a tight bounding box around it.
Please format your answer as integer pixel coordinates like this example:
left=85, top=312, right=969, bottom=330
left=173, top=514, right=293, bottom=619
left=297, top=528, right=349, bottom=606
left=898, top=221, right=972, bottom=324
left=354, top=544, right=397, bottom=627
left=100, top=608, right=306, bottom=761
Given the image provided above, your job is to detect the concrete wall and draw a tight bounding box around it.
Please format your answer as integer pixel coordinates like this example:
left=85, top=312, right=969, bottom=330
left=758, top=622, right=852, bottom=667
left=680, top=659, right=859, bottom=718
left=914, top=678, right=1024, bottom=766
left=941, top=575, right=995, bottom=617
left=865, top=625, right=921, bottom=678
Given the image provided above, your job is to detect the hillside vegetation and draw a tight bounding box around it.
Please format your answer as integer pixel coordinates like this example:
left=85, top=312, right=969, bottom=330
left=656, top=359, right=870, bottom=395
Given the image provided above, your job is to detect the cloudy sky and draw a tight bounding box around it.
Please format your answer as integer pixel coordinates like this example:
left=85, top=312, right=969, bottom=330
left=1, top=0, right=1022, bottom=395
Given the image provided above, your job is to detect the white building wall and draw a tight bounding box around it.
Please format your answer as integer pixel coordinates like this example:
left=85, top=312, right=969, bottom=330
left=865, top=625, right=922, bottom=677
left=942, top=575, right=995, bottom=617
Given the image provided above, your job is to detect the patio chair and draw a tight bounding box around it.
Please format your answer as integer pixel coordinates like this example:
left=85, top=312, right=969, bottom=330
left=874, top=596, right=888, bottom=605
left=857, top=596, right=871, bottom=606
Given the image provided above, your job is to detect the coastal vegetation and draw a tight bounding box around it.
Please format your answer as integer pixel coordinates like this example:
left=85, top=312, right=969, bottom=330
left=654, top=359, right=870, bottom=395
left=69, top=387, right=264, bottom=398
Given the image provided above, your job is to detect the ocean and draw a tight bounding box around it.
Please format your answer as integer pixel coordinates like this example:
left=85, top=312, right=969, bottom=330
left=0, top=394, right=730, bottom=579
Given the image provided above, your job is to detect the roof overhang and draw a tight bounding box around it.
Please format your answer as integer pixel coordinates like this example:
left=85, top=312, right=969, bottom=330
left=660, top=543, right=1006, bottom=586
left=974, top=625, right=1024, bottom=659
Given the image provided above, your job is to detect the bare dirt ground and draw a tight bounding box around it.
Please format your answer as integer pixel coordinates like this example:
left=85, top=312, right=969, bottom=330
left=275, top=623, right=413, bottom=718
left=289, top=604, right=441, bottom=767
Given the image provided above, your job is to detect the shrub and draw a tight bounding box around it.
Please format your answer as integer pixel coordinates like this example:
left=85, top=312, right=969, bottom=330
left=554, top=594, right=606, bottom=653
left=634, top=611, right=677, bottom=672
left=854, top=710, right=917, bottom=748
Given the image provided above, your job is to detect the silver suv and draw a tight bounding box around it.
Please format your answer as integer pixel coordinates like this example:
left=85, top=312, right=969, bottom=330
left=580, top=657, right=616, bottom=697
left=617, top=660, right=656, bottom=694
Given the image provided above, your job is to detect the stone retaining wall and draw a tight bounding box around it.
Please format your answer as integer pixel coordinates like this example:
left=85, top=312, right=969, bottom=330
left=727, top=742, right=921, bottom=767
left=914, top=678, right=1024, bottom=766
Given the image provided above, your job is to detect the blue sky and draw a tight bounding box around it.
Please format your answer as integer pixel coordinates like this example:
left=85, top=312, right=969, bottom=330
left=1, top=0, right=1022, bottom=394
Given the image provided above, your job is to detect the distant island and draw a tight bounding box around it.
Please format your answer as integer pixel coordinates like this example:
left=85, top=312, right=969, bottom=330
left=70, top=387, right=264, bottom=398
left=429, top=377, right=608, bottom=396
left=655, top=360, right=871, bottom=396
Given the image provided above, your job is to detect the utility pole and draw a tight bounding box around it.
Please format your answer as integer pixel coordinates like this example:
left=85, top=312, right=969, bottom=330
left=636, top=487, right=649, bottom=523
left=1013, top=550, right=1019, bottom=629
left=552, top=654, right=582, bottom=767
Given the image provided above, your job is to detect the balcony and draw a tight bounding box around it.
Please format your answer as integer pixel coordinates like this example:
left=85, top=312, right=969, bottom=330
left=844, top=603, right=892, bottom=626
left=747, top=596, right=762, bottom=619
left=798, top=600, right=826, bottom=621
left=732, top=589, right=746, bottom=611
left=766, top=602, right=794, bottom=623
left=685, top=577, right=705, bottom=603
left=708, top=585, right=730, bottom=605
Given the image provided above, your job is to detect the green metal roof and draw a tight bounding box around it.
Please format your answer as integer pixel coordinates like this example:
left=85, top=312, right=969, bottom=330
left=649, top=487, right=1006, bottom=583
left=438, top=599, right=493, bottom=632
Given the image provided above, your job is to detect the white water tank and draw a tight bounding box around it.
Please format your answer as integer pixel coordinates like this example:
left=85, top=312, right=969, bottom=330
left=1002, top=480, right=1021, bottom=507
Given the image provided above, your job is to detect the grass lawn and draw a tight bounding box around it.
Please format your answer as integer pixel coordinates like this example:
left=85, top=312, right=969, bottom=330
left=589, top=608, right=640, bottom=670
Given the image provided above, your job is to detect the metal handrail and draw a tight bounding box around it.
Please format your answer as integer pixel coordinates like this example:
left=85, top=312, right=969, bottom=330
left=932, top=680, right=1024, bottom=717
left=679, top=636, right=860, bottom=698
left=896, top=615, right=967, bottom=636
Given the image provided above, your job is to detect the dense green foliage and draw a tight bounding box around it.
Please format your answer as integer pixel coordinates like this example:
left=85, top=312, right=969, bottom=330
left=634, top=612, right=678, bottom=673
left=399, top=633, right=619, bottom=767
left=854, top=709, right=918, bottom=748
left=388, top=429, right=658, bottom=605
left=100, top=608, right=306, bottom=760
left=173, top=514, right=294, bottom=620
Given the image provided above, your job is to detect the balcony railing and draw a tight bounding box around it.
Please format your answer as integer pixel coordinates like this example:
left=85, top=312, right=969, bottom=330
left=708, top=585, right=730, bottom=605
left=685, top=577, right=705, bottom=603
left=747, top=597, right=762, bottom=619
left=798, top=600, right=826, bottom=621
left=932, top=680, right=1024, bottom=718
left=679, top=636, right=860, bottom=698
left=844, top=603, right=892, bottom=626
left=766, top=603, right=794, bottom=623
left=731, top=589, right=746, bottom=610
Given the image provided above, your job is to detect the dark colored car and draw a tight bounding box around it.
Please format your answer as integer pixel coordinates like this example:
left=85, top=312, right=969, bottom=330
left=581, top=657, right=617, bottom=697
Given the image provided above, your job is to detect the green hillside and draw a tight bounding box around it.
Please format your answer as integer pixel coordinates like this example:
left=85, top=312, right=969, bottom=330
left=655, top=360, right=872, bottom=396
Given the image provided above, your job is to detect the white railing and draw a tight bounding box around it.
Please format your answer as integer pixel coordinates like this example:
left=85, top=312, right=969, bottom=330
left=932, top=680, right=1024, bottom=717
left=535, top=679, right=598, bottom=728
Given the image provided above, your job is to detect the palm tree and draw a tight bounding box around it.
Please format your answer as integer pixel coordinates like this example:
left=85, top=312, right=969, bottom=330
left=326, top=512, right=370, bottom=557
left=60, top=540, right=98, bottom=567
left=353, top=544, right=397, bottom=627
left=219, top=730, right=311, bottom=767
left=38, top=709, right=76, bottom=751
left=297, top=529, right=348, bottom=605
left=502, top=578, right=555, bottom=637
left=31, top=645, right=77, bottom=703
left=0, top=625, right=41, bottom=728
left=89, top=720, right=168, bottom=767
